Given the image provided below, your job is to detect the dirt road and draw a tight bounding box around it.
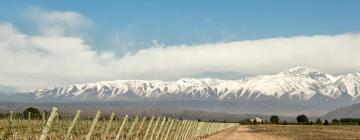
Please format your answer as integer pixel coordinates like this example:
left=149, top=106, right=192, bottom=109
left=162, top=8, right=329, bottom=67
left=203, top=125, right=288, bottom=140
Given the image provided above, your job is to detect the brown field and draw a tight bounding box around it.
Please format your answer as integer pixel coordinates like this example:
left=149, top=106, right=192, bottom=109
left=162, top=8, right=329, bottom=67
left=205, top=125, right=360, bottom=140
left=0, top=117, right=236, bottom=139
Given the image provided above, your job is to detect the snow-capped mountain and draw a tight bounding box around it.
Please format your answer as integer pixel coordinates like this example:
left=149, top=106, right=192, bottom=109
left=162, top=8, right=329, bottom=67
left=20, top=66, right=360, bottom=102
left=2, top=66, right=360, bottom=116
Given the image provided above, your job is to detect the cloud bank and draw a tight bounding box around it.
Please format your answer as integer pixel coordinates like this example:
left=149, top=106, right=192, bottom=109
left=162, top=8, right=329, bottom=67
left=1, top=8, right=360, bottom=91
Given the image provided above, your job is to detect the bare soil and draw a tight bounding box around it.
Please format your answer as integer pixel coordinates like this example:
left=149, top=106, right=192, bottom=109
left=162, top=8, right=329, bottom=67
left=204, top=125, right=287, bottom=140
left=204, top=125, right=360, bottom=140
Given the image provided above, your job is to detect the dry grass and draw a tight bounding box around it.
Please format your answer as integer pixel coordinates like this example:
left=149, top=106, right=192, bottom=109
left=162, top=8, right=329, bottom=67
left=249, top=125, right=360, bottom=140
left=0, top=118, right=236, bottom=139
left=0, top=119, right=134, bottom=139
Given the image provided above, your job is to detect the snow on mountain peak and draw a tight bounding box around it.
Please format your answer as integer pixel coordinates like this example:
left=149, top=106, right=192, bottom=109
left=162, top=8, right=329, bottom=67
left=279, top=66, right=335, bottom=83
left=282, top=66, right=320, bottom=74
left=279, top=66, right=324, bottom=77
left=21, top=67, right=360, bottom=102
left=176, top=77, right=224, bottom=86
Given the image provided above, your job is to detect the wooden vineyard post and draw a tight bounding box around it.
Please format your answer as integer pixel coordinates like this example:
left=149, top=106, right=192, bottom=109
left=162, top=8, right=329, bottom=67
left=174, top=120, right=185, bottom=140
left=202, top=122, right=209, bottom=137
left=213, top=123, right=219, bottom=134
left=214, top=123, right=220, bottom=134
left=160, top=118, right=171, bottom=140
left=126, top=116, right=139, bottom=140
left=9, top=111, right=13, bottom=122
left=163, top=118, right=174, bottom=140
left=142, top=116, right=154, bottom=140
left=207, top=123, right=213, bottom=136
left=39, top=107, right=58, bottom=140
left=176, top=120, right=187, bottom=140
left=193, top=122, right=200, bottom=139
left=102, top=112, right=115, bottom=140
left=183, top=121, right=193, bottom=139
left=100, top=116, right=106, bottom=133
left=201, top=122, right=208, bottom=137
left=184, top=121, right=193, bottom=139
left=42, top=112, right=46, bottom=126
left=210, top=123, right=215, bottom=134
left=85, top=111, right=101, bottom=140
left=207, top=123, right=212, bottom=136
left=28, top=112, right=31, bottom=122
left=64, top=110, right=81, bottom=140
left=135, top=116, right=147, bottom=139
left=115, top=115, right=128, bottom=140
left=27, top=111, right=32, bottom=134
left=155, top=117, right=166, bottom=140
left=182, top=120, right=192, bottom=139
left=170, top=120, right=181, bottom=139
left=196, top=122, right=202, bottom=138
left=56, top=112, right=59, bottom=124
left=8, top=111, right=13, bottom=133
left=194, top=122, right=204, bottom=138
left=149, top=116, right=161, bottom=140
left=192, top=122, right=200, bottom=139
left=186, top=121, right=198, bottom=140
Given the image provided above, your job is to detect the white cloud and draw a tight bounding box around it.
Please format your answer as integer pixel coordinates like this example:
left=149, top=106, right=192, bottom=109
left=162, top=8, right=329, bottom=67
left=1, top=9, right=360, bottom=91
left=116, top=34, right=360, bottom=77
left=26, top=7, right=93, bottom=37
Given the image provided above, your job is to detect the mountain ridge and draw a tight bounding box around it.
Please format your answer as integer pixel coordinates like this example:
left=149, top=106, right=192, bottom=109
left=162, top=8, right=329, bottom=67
left=20, top=66, right=360, bottom=101
left=2, top=66, right=360, bottom=116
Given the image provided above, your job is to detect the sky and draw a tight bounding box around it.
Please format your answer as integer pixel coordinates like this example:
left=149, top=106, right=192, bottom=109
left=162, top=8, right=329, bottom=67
left=1, top=0, right=360, bottom=91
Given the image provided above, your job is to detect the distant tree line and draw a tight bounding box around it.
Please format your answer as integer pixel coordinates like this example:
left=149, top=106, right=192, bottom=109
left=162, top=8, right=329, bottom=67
left=1, top=107, right=360, bottom=126
left=0, top=107, right=51, bottom=120
left=239, top=114, right=360, bottom=125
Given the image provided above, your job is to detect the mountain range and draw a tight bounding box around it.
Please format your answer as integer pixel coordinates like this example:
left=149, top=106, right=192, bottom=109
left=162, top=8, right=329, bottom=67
left=322, top=103, right=360, bottom=119
left=1, top=66, right=360, bottom=116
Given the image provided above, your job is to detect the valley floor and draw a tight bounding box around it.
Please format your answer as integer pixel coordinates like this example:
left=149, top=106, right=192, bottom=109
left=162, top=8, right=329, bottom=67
left=204, top=125, right=360, bottom=140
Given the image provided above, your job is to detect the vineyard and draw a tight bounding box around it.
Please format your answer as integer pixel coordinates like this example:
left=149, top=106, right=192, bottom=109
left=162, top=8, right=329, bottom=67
left=0, top=107, right=238, bottom=140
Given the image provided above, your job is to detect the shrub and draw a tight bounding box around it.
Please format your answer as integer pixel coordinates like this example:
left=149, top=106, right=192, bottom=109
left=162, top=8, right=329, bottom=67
left=296, top=114, right=309, bottom=124
left=23, top=107, right=41, bottom=119
left=315, top=118, right=322, bottom=125
left=324, top=120, right=329, bottom=125
left=270, top=115, right=280, bottom=124
left=332, top=119, right=339, bottom=124
left=340, top=118, right=360, bottom=125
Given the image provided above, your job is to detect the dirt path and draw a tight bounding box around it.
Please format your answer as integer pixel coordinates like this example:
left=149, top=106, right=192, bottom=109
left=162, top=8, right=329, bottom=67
left=203, top=125, right=288, bottom=140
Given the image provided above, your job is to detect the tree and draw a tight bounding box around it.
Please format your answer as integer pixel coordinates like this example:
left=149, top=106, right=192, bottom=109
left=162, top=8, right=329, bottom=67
left=270, top=115, right=280, bottom=124
left=296, top=114, right=309, bottom=124
left=283, top=120, right=287, bottom=125
left=23, top=107, right=40, bottom=119
left=15, top=113, right=22, bottom=118
left=324, top=120, right=329, bottom=125
left=315, top=118, right=322, bottom=125
left=332, top=119, right=339, bottom=124
left=252, top=120, right=257, bottom=125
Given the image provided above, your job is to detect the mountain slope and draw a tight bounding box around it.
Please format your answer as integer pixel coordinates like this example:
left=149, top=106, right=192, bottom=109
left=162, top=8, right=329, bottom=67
left=323, top=103, right=360, bottom=119
left=22, top=66, right=360, bottom=102
left=2, top=66, right=360, bottom=116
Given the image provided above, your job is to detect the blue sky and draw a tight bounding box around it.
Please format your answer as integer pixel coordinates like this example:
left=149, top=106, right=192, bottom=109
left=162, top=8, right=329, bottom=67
left=1, top=0, right=360, bottom=53
left=1, top=0, right=360, bottom=91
